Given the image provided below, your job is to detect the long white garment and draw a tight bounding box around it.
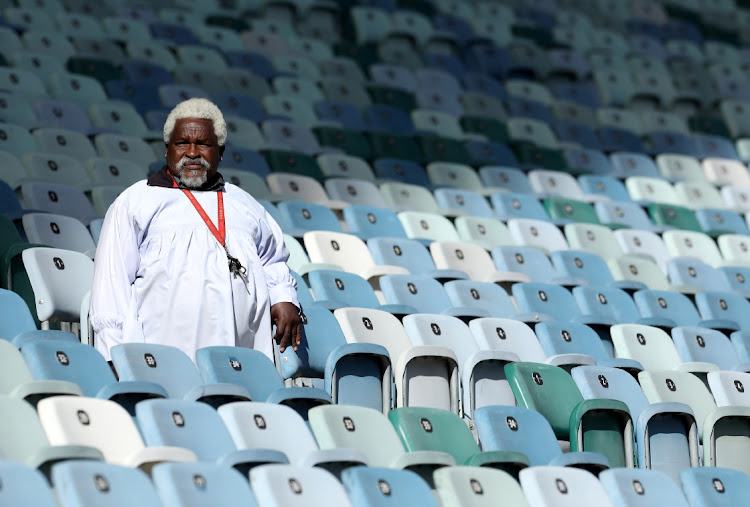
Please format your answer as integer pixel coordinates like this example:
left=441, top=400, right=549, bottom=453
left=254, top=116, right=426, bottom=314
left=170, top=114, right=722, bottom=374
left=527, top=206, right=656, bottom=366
left=89, top=180, right=298, bottom=362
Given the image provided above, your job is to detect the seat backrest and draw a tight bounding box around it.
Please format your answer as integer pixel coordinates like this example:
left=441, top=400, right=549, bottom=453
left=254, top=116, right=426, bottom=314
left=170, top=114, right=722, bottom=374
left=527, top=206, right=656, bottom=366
left=680, top=467, right=750, bottom=507
left=614, top=229, right=671, bottom=272
left=250, top=464, right=352, bottom=506
left=434, top=466, right=529, bottom=507
left=707, top=371, right=750, bottom=408
left=474, top=405, right=562, bottom=466
left=342, top=466, right=439, bottom=507
left=52, top=461, right=162, bottom=507
left=505, top=362, right=584, bottom=440
left=520, top=466, right=614, bottom=507
left=571, top=365, right=649, bottom=420
left=307, top=270, right=381, bottom=309
left=595, top=201, right=655, bottom=230
left=565, top=223, right=624, bottom=260
left=429, top=241, right=497, bottom=281
left=528, top=169, right=584, bottom=200
left=535, top=321, right=611, bottom=363
left=507, top=218, right=570, bottom=254
left=491, top=192, right=549, bottom=221
left=0, top=461, right=58, bottom=506
left=367, top=237, right=438, bottom=275
left=672, top=326, right=738, bottom=370
left=468, top=318, right=546, bottom=363
left=443, top=280, right=518, bottom=320
left=550, top=250, right=615, bottom=286
left=152, top=462, right=258, bottom=507
left=136, top=399, right=237, bottom=461
left=512, top=282, right=581, bottom=322
left=434, top=188, right=494, bottom=218
left=402, top=314, right=479, bottom=373
left=317, top=153, right=376, bottom=182
left=666, top=258, right=727, bottom=292
left=0, top=394, right=64, bottom=461
left=454, top=216, right=514, bottom=250
left=632, top=289, right=703, bottom=327
left=607, top=255, right=671, bottom=291
left=695, top=291, right=750, bottom=331
left=600, top=468, right=690, bottom=506
left=22, top=213, right=95, bottom=257
left=308, top=404, right=407, bottom=467
left=342, top=204, right=405, bottom=239
left=36, top=396, right=145, bottom=464
left=0, top=289, right=37, bottom=342
left=380, top=274, right=452, bottom=313
left=20, top=182, right=98, bottom=224
left=278, top=201, right=343, bottom=234
left=663, top=230, right=723, bottom=267
left=398, top=211, right=460, bottom=242
left=334, top=307, right=413, bottom=365
left=111, top=343, right=203, bottom=398
left=195, top=346, right=284, bottom=402
left=610, top=324, right=683, bottom=370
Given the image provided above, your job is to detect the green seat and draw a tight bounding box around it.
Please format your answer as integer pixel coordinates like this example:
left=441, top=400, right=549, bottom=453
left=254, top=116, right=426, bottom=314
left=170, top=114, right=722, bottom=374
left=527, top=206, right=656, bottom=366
left=66, top=57, right=122, bottom=84
left=455, top=216, right=514, bottom=251
left=205, top=15, right=249, bottom=32
left=648, top=203, right=702, bottom=232
left=459, top=94, right=508, bottom=122
left=505, top=362, right=634, bottom=468
left=366, top=85, right=417, bottom=112
left=460, top=116, right=509, bottom=143
left=513, top=143, right=574, bottom=174
left=332, top=42, right=378, bottom=71
left=544, top=198, right=600, bottom=225
left=313, top=127, right=373, bottom=160
left=417, top=136, right=471, bottom=165
left=261, top=149, right=325, bottom=182
left=367, top=132, right=424, bottom=163
left=388, top=407, right=530, bottom=476
left=688, top=115, right=731, bottom=137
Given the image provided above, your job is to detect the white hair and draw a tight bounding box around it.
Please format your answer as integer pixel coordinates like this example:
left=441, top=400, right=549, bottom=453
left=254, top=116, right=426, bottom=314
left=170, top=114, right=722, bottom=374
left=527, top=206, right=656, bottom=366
left=163, top=98, right=227, bottom=146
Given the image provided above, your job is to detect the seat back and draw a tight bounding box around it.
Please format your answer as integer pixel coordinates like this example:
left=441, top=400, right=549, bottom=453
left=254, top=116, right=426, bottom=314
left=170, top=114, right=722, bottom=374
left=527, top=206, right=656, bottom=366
left=195, top=346, right=284, bottom=402
left=571, top=366, right=649, bottom=421
left=380, top=274, right=451, bottom=314
left=444, top=280, right=518, bottom=319
left=111, top=343, right=202, bottom=399
left=680, top=467, right=750, bottom=506
left=52, top=461, right=162, bottom=507
left=152, top=462, right=258, bottom=507
left=610, top=324, right=683, bottom=371
left=342, top=466, right=439, bottom=506
left=600, top=468, right=690, bottom=506
left=250, top=464, right=351, bottom=506
left=469, top=318, right=546, bottom=363
left=520, top=466, right=614, bottom=507
left=434, top=466, right=529, bottom=507
left=512, top=282, right=580, bottom=322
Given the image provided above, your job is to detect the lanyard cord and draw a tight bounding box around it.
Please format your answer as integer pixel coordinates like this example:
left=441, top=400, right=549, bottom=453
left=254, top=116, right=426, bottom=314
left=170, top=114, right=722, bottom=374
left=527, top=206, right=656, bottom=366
left=180, top=187, right=225, bottom=247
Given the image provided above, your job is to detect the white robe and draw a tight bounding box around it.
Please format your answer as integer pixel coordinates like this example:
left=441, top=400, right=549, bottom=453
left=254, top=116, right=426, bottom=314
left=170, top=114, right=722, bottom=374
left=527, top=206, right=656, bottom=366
left=89, top=180, right=298, bottom=362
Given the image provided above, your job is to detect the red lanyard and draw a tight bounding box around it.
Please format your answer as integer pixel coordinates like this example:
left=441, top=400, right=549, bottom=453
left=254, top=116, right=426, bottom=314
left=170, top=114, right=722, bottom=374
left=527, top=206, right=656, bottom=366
left=180, top=188, right=225, bottom=247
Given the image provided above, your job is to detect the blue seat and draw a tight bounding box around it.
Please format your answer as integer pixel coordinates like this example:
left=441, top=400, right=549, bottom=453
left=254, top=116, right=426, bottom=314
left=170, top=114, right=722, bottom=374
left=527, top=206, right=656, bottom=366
left=152, top=462, right=259, bottom=507
left=110, top=343, right=251, bottom=408
left=52, top=461, right=162, bottom=507
left=554, top=121, right=602, bottom=150
left=307, top=269, right=411, bottom=317
left=11, top=329, right=78, bottom=349
left=680, top=467, right=750, bottom=507
left=314, top=100, right=366, bottom=130
left=342, top=467, right=439, bottom=506
left=717, top=266, right=750, bottom=299
left=0, top=461, right=57, bottom=506
left=644, top=131, right=700, bottom=157
left=491, top=192, right=550, bottom=222
left=609, top=152, right=661, bottom=179
left=478, top=166, right=531, bottom=194
left=433, top=188, right=494, bottom=218
left=600, top=468, right=690, bottom=506
left=195, top=346, right=331, bottom=421
left=250, top=464, right=352, bottom=506
left=0, top=180, right=25, bottom=220
left=536, top=321, right=642, bottom=372
left=461, top=72, right=508, bottom=101
left=564, top=148, right=615, bottom=176
left=672, top=326, right=745, bottom=371
left=136, top=398, right=286, bottom=473
left=696, top=291, right=750, bottom=333
left=224, top=50, right=276, bottom=78
left=444, top=280, right=535, bottom=321
left=21, top=340, right=167, bottom=414
left=579, top=175, right=632, bottom=202
left=571, top=365, right=700, bottom=483
left=551, top=250, right=647, bottom=293
left=696, top=208, right=750, bottom=236
left=372, top=158, right=430, bottom=187
left=694, top=133, right=740, bottom=159
left=276, top=201, right=343, bottom=238
left=342, top=205, right=406, bottom=240
left=512, top=282, right=582, bottom=324
left=149, top=23, right=199, bottom=45
left=573, top=286, right=644, bottom=326
left=594, top=200, right=660, bottom=231
left=105, top=81, right=163, bottom=114
left=363, top=104, right=415, bottom=134
left=380, top=274, right=489, bottom=320
left=121, top=61, right=174, bottom=86
left=474, top=405, right=610, bottom=473
left=464, top=140, right=519, bottom=166
left=368, top=237, right=468, bottom=283
left=597, top=126, right=645, bottom=153
left=666, top=258, right=730, bottom=293
left=491, top=245, right=573, bottom=286
left=212, top=92, right=267, bottom=123
left=0, top=288, right=37, bottom=341
left=221, top=146, right=271, bottom=177
left=505, top=97, right=555, bottom=123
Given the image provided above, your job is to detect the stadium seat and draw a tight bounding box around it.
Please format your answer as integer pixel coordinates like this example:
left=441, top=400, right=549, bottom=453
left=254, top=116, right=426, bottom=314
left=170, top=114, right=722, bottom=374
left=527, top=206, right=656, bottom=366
left=0, top=461, right=58, bottom=506
left=52, top=461, right=162, bottom=507
left=342, top=466, right=440, bottom=506
left=250, top=464, right=351, bottom=506
left=599, top=468, right=690, bottom=506
left=680, top=467, right=750, bottom=507
left=520, top=466, right=615, bottom=506
left=151, top=462, right=259, bottom=507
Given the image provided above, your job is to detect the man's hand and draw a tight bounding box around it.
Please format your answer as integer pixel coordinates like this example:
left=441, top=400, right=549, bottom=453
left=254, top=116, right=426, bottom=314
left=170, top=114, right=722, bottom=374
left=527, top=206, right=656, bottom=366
left=271, top=302, right=302, bottom=353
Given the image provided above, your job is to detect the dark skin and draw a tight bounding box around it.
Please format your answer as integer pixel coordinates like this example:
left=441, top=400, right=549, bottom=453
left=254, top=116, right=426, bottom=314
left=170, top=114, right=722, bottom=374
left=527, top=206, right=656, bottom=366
left=166, top=118, right=302, bottom=353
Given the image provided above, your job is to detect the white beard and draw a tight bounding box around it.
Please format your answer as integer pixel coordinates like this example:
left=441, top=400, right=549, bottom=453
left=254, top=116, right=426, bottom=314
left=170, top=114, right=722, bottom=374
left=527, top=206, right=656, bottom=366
left=175, top=157, right=211, bottom=189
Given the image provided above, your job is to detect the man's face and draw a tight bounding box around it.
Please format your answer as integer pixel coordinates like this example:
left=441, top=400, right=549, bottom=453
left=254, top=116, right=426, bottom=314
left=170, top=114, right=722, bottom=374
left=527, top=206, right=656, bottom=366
left=166, top=118, right=224, bottom=189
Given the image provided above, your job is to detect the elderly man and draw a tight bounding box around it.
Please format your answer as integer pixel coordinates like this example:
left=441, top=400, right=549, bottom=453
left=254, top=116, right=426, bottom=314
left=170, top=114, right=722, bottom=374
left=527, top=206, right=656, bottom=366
left=90, top=98, right=301, bottom=363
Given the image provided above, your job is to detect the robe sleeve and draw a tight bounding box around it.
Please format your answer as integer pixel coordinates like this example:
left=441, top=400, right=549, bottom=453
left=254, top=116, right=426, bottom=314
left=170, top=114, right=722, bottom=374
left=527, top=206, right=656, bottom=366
left=255, top=208, right=299, bottom=309
left=89, top=195, right=141, bottom=360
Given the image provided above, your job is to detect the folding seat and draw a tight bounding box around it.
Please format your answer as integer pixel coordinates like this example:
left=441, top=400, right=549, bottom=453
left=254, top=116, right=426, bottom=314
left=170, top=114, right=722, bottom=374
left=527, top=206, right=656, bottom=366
left=573, top=285, right=648, bottom=331
left=431, top=241, right=534, bottom=286
left=424, top=162, right=497, bottom=196
left=151, top=462, right=258, bottom=507
left=640, top=370, right=750, bottom=473
left=598, top=109, right=644, bottom=137
left=528, top=169, right=591, bottom=201
left=365, top=87, right=417, bottom=118
left=673, top=327, right=746, bottom=372
left=137, top=398, right=289, bottom=472
left=304, top=230, right=408, bottom=285
left=0, top=287, right=36, bottom=341
left=681, top=467, right=750, bottom=507
left=312, top=126, right=373, bottom=159
left=454, top=215, right=514, bottom=250
left=552, top=99, right=597, bottom=128
left=492, top=245, right=573, bottom=287
left=319, top=57, right=366, bottom=83
left=491, top=193, right=550, bottom=222
left=717, top=234, right=750, bottom=268
left=334, top=306, right=464, bottom=410
left=625, top=176, right=679, bottom=206
left=708, top=370, right=750, bottom=408
left=397, top=211, right=460, bottom=243
left=367, top=132, right=424, bottom=164
left=434, top=466, right=528, bottom=507
left=314, top=99, right=367, bottom=128
left=696, top=291, right=750, bottom=332
left=696, top=209, right=749, bottom=237
left=22, top=214, right=96, bottom=258
left=368, top=237, right=466, bottom=282
left=195, top=25, right=245, bottom=51
left=564, top=223, right=626, bottom=261
left=655, top=154, right=704, bottom=183
left=506, top=116, right=558, bottom=148
left=328, top=180, right=388, bottom=209
left=210, top=93, right=267, bottom=124
left=600, top=468, right=690, bottom=506
left=56, top=11, right=105, bottom=38
left=545, top=198, right=601, bottom=225
left=695, top=134, right=740, bottom=160
left=307, top=269, right=408, bottom=312
left=662, top=230, right=723, bottom=267
left=0, top=461, right=58, bottom=506
left=37, top=396, right=196, bottom=470
left=379, top=273, right=488, bottom=319
left=0, top=68, right=46, bottom=103
left=507, top=218, right=570, bottom=254
left=29, top=128, right=96, bottom=166
left=52, top=461, right=162, bottom=507
left=702, top=157, right=750, bottom=187
left=459, top=95, right=508, bottom=125
left=506, top=363, right=634, bottom=468
left=597, top=127, right=646, bottom=153
left=341, top=205, right=404, bottom=239
left=88, top=101, right=159, bottom=139
left=21, top=152, right=93, bottom=190
left=609, top=152, right=659, bottom=180
left=594, top=200, right=661, bottom=232
left=0, top=91, right=37, bottom=131
left=219, top=69, right=271, bottom=102
left=666, top=259, right=729, bottom=294
left=720, top=99, right=750, bottom=139
left=3, top=7, right=55, bottom=32
left=0, top=123, right=37, bottom=159
left=411, top=110, right=468, bottom=141
left=552, top=250, right=646, bottom=292
left=614, top=229, right=671, bottom=273
left=675, top=183, right=727, bottom=213
left=443, top=280, right=535, bottom=321
left=402, top=314, right=518, bottom=417
left=511, top=282, right=584, bottom=324
left=316, top=153, right=375, bottom=182
left=84, top=158, right=147, bottom=189
left=48, top=72, right=108, bottom=111
left=434, top=188, right=494, bottom=218
left=563, top=149, right=613, bottom=178
left=648, top=204, right=702, bottom=232
left=272, top=76, right=325, bottom=103
left=474, top=405, right=611, bottom=473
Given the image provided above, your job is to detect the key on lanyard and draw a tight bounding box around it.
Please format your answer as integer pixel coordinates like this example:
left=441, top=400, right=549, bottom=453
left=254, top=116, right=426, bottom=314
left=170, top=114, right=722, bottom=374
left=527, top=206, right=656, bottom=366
left=225, top=246, right=247, bottom=279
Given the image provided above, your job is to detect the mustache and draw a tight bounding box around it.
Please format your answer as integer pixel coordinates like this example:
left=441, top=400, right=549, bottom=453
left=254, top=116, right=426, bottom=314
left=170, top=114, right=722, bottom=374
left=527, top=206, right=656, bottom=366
left=176, top=156, right=211, bottom=171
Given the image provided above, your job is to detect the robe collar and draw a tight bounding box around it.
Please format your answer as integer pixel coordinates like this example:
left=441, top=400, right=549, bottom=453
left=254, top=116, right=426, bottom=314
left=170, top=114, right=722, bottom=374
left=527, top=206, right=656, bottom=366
left=147, top=166, right=226, bottom=192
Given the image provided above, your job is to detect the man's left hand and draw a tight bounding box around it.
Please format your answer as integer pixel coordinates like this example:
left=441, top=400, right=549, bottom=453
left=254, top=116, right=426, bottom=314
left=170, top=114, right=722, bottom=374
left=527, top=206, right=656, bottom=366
left=271, top=302, right=302, bottom=353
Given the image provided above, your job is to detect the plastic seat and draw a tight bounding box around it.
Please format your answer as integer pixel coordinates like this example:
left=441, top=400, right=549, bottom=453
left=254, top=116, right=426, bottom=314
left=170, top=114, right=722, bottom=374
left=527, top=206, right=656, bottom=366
left=317, top=153, right=376, bottom=182
left=614, top=229, right=671, bottom=273
left=454, top=216, right=514, bottom=251
left=673, top=327, right=745, bottom=372
left=600, top=468, right=690, bottom=506
left=434, top=466, right=529, bottom=507
left=20, top=151, right=92, bottom=191
left=507, top=218, right=570, bottom=254
left=342, top=466, right=440, bottom=506
left=552, top=250, right=646, bottom=292
left=341, top=205, right=405, bottom=239
left=151, top=462, right=259, bottom=507
left=695, top=291, right=750, bottom=333
left=402, top=314, right=518, bottom=417
left=680, top=467, right=750, bottom=507
left=85, top=158, right=147, bottom=188
left=22, top=214, right=95, bottom=259
left=33, top=99, right=95, bottom=134
left=633, top=289, right=726, bottom=332
left=696, top=209, right=749, bottom=237
left=609, top=152, right=660, bottom=179
left=718, top=235, right=750, bottom=268
left=307, top=269, right=405, bottom=313
left=431, top=241, right=530, bottom=286
left=36, top=396, right=196, bottom=470
left=380, top=273, right=487, bottom=320
left=444, top=280, right=530, bottom=320
left=663, top=230, right=723, bottom=267
left=492, top=245, right=570, bottom=287
left=250, top=464, right=351, bottom=506
left=0, top=124, right=33, bottom=161
left=397, top=211, right=460, bottom=243
left=0, top=461, right=58, bottom=506
left=565, top=223, right=626, bottom=261
left=520, top=466, right=616, bottom=506
left=195, top=346, right=331, bottom=420
left=666, top=259, right=729, bottom=294
left=31, top=128, right=97, bottom=164
left=491, top=193, right=549, bottom=222
left=675, top=183, right=727, bottom=213
left=48, top=72, right=107, bottom=110
left=276, top=201, right=342, bottom=237
left=0, top=67, right=48, bottom=100
left=52, top=461, right=162, bottom=507
left=427, top=162, right=502, bottom=196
